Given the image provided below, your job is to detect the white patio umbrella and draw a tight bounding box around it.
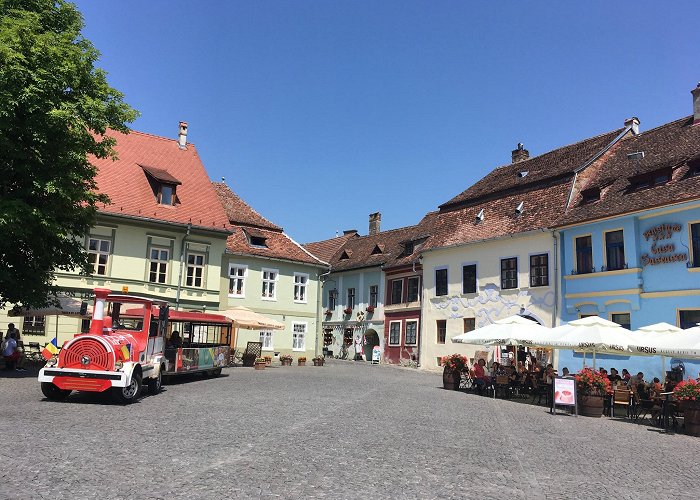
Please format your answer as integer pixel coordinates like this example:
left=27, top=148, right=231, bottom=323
left=221, top=306, right=284, bottom=330
left=8, top=297, right=92, bottom=346
left=630, top=323, right=685, bottom=372
left=451, top=315, right=551, bottom=347
left=551, top=316, right=636, bottom=368
left=627, top=326, right=700, bottom=359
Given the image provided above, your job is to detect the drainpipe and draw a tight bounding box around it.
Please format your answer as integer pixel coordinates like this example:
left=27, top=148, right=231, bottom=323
left=317, top=267, right=332, bottom=357
left=551, top=229, right=560, bottom=370
left=175, top=223, right=192, bottom=311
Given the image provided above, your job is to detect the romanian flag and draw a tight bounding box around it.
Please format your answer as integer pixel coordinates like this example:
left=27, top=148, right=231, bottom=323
left=41, top=339, right=59, bottom=360
left=120, top=344, right=131, bottom=361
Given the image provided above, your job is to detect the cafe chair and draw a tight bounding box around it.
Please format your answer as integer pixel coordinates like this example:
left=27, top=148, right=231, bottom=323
left=611, top=389, right=632, bottom=418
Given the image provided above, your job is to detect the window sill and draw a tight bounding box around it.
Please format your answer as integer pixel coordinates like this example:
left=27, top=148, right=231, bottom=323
left=261, top=297, right=277, bottom=302
left=388, top=343, right=401, bottom=347
left=292, top=348, right=306, bottom=352
left=293, top=300, right=308, bottom=304
left=228, top=294, right=245, bottom=299
left=262, top=347, right=274, bottom=352
left=565, top=268, right=641, bottom=280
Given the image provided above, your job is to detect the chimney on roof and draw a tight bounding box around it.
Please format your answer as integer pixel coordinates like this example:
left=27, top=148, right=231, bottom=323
left=369, top=212, right=381, bottom=235
left=511, top=143, right=529, bottom=163
left=692, top=83, right=700, bottom=124
left=178, top=121, right=188, bottom=149
left=343, top=229, right=357, bottom=236
left=624, top=117, right=640, bottom=135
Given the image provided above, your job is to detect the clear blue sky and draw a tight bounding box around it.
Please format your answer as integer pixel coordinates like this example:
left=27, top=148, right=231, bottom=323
left=75, top=1, right=700, bottom=243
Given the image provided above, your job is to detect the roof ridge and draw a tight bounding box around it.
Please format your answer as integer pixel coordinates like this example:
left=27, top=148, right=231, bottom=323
left=632, top=115, right=692, bottom=137
left=492, top=126, right=624, bottom=171
left=212, top=181, right=282, bottom=230
left=283, top=232, right=330, bottom=267
left=126, top=129, right=191, bottom=144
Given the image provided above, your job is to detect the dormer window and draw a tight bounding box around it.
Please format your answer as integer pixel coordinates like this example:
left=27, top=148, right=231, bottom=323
left=250, top=236, right=267, bottom=247
left=371, top=244, right=384, bottom=255
left=688, top=158, right=700, bottom=177
left=141, top=165, right=181, bottom=206
left=339, top=250, right=351, bottom=261
left=628, top=167, right=671, bottom=192
left=243, top=229, right=268, bottom=248
left=581, top=188, right=601, bottom=204
left=402, top=241, right=415, bottom=257
left=515, top=201, right=524, bottom=215
left=475, top=209, right=485, bottom=223
left=517, top=171, right=529, bottom=178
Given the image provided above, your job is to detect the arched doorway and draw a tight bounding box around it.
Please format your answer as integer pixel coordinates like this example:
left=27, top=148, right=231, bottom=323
left=363, top=329, right=380, bottom=361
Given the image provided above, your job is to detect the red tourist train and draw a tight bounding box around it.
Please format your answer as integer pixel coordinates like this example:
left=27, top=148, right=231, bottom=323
left=38, top=288, right=232, bottom=403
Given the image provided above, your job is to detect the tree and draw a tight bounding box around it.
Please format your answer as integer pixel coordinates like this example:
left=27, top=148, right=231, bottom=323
left=0, top=0, right=138, bottom=308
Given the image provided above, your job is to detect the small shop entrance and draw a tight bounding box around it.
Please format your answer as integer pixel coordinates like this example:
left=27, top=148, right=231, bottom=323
left=363, top=329, right=380, bottom=361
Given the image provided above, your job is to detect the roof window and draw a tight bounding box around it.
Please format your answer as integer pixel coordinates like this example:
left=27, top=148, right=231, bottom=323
left=628, top=167, right=671, bottom=192
left=475, top=209, right=484, bottom=223
left=401, top=241, right=415, bottom=257
left=581, top=188, right=601, bottom=204
left=371, top=244, right=384, bottom=255
left=141, top=165, right=181, bottom=206
left=339, top=250, right=351, bottom=261
left=515, top=201, right=524, bottom=215
left=517, top=171, right=529, bottom=178
left=688, top=158, right=700, bottom=177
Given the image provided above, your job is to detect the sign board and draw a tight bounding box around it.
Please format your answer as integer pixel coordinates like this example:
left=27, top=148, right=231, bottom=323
left=371, top=346, right=381, bottom=364
left=551, top=376, right=577, bottom=416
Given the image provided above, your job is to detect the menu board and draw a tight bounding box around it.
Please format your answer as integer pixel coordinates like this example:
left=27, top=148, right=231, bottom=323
left=553, top=377, right=576, bottom=406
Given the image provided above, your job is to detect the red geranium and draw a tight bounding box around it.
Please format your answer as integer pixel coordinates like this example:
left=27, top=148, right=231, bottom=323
left=441, top=354, right=468, bottom=372
left=575, top=368, right=611, bottom=396
left=673, top=378, right=700, bottom=401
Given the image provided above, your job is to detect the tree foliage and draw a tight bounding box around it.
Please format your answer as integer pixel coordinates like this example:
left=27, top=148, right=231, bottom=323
left=0, top=0, right=138, bottom=307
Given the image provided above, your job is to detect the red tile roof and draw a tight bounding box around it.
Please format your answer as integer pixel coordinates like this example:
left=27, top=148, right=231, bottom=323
left=303, top=232, right=359, bottom=263
left=440, top=128, right=624, bottom=211
left=561, top=116, right=700, bottom=225
left=213, top=182, right=327, bottom=267
left=92, top=129, right=231, bottom=233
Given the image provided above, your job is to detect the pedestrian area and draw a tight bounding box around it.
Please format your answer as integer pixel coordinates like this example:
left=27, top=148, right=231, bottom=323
left=1, top=361, right=698, bottom=499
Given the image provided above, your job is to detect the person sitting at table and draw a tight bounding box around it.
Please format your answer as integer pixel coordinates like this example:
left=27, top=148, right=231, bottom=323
left=490, top=361, right=501, bottom=379
left=561, top=367, right=571, bottom=378
left=516, top=361, right=526, bottom=374
left=608, top=368, right=622, bottom=384
left=543, top=364, right=556, bottom=384
left=529, top=356, right=541, bottom=374
left=621, top=368, right=631, bottom=382
left=649, top=377, right=663, bottom=396
left=627, top=371, right=645, bottom=389
left=472, top=359, right=490, bottom=395
left=508, top=365, right=519, bottom=389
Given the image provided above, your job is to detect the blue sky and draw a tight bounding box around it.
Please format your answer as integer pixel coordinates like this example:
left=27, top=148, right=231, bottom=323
left=74, top=1, right=700, bottom=243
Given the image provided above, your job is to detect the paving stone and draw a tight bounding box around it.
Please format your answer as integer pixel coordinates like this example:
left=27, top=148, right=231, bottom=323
left=0, top=362, right=697, bottom=499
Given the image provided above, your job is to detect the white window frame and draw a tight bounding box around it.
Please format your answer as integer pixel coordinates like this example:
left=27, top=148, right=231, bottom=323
left=261, top=268, right=278, bottom=301
left=405, top=320, right=419, bottom=346
left=186, top=251, right=206, bottom=288
left=293, top=272, right=309, bottom=303
left=260, top=330, right=274, bottom=351
left=228, top=264, right=247, bottom=298
left=388, top=320, right=402, bottom=346
left=87, top=237, right=111, bottom=276
left=292, top=322, right=307, bottom=351
left=149, top=247, right=169, bottom=284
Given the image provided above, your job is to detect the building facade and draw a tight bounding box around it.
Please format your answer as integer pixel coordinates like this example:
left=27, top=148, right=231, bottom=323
left=213, top=182, right=328, bottom=359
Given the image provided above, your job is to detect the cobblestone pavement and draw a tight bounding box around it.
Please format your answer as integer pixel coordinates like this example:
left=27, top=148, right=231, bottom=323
left=1, top=361, right=698, bottom=499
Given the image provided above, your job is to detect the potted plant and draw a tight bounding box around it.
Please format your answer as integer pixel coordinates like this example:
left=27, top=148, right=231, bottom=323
left=575, top=368, right=611, bottom=417
left=324, top=310, right=332, bottom=316
left=441, top=354, right=468, bottom=390
left=297, top=356, right=307, bottom=366
left=673, top=378, right=700, bottom=436
left=343, top=307, right=352, bottom=315
left=366, top=305, right=375, bottom=313
left=254, top=357, right=266, bottom=370
left=279, top=354, right=293, bottom=366
left=312, top=355, right=324, bottom=366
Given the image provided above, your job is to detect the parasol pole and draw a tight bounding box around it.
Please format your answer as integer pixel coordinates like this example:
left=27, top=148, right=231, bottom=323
left=592, top=350, right=596, bottom=370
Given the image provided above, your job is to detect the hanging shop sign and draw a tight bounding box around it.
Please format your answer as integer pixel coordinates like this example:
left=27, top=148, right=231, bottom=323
left=641, top=223, right=687, bottom=267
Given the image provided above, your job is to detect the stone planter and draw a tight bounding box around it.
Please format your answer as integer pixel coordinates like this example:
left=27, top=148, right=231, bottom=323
left=680, top=399, right=700, bottom=436
left=298, top=360, right=306, bottom=366
left=313, top=359, right=324, bottom=366
left=280, top=359, right=292, bottom=366
left=442, top=367, right=461, bottom=391
left=578, top=394, right=605, bottom=417
left=254, top=361, right=266, bottom=370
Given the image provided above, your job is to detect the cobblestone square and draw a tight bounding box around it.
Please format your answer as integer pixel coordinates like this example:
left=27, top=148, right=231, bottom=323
left=1, top=361, right=698, bottom=499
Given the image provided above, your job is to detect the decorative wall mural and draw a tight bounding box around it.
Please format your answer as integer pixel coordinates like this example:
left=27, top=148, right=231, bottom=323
left=431, top=283, right=554, bottom=327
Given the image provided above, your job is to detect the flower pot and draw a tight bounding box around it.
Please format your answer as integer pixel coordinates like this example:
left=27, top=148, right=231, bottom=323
left=442, top=367, right=461, bottom=391
left=313, top=359, right=324, bottom=366
left=578, top=394, right=604, bottom=417
left=281, top=359, right=292, bottom=366
left=254, top=362, right=266, bottom=370
left=681, top=399, right=700, bottom=436
left=298, top=360, right=306, bottom=366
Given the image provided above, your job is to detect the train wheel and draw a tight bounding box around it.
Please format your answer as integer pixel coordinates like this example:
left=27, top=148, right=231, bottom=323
left=147, top=368, right=162, bottom=394
left=112, top=373, right=142, bottom=404
left=41, top=382, right=71, bottom=401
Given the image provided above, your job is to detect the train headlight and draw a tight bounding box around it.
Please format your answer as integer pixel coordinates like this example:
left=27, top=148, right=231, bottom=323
left=45, top=357, right=58, bottom=368
left=114, top=360, right=123, bottom=370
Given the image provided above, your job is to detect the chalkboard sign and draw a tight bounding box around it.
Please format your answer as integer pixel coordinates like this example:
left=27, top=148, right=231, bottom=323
left=551, top=376, right=577, bottom=416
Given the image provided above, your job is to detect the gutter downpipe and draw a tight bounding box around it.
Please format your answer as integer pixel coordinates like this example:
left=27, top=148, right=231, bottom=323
left=175, top=223, right=192, bottom=311
left=317, top=267, right=332, bottom=357
left=551, top=229, right=560, bottom=369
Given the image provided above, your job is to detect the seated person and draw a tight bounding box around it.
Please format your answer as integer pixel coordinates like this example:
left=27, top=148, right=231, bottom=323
left=167, top=331, right=183, bottom=349
left=508, top=366, right=520, bottom=389
left=649, top=377, right=663, bottom=396
left=621, top=368, right=631, bottom=382
left=490, top=361, right=501, bottom=379
left=3, top=332, right=25, bottom=371
left=561, top=367, right=571, bottom=378
left=543, top=364, right=556, bottom=384
left=472, top=359, right=490, bottom=393
left=627, top=371, right=645, bottom=389
left=608, top=368, right=622, bottom=384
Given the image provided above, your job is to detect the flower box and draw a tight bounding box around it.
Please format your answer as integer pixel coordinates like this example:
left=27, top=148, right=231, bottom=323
left=366, top=305, right=375, bottom=313
left=343, top=308, right=352, bottom=315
